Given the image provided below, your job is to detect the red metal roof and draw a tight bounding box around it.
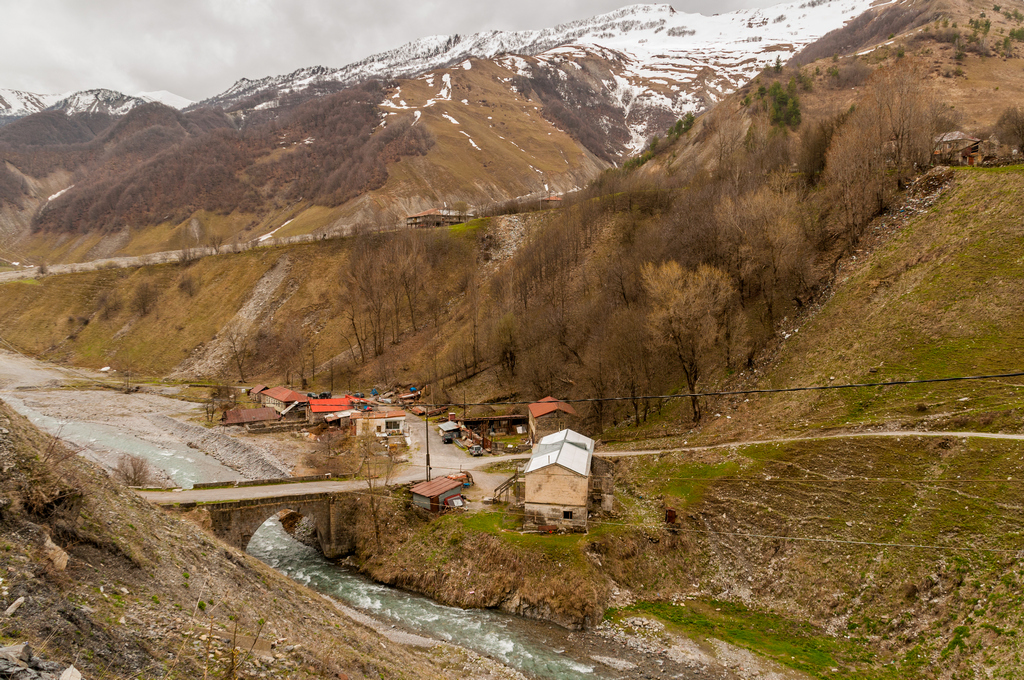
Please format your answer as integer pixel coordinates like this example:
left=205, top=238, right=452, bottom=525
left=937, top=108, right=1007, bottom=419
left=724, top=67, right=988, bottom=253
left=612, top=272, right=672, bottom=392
left=250, top=384, right=268, bottom=396
left=308, top=397, right=354, bottom=413
left=407, top=208, right=442, bottom=218
left=223, top=407, right=280, bottom=425
left=528, top=396, right=577, bottom=419
left=410, top=477, right=463, bottom=498
left=261, top=386, right=307, bottom=403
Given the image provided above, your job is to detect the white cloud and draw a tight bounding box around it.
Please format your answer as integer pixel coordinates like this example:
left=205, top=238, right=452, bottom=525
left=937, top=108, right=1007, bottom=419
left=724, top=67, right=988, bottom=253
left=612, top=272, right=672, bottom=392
left=0, top=0, right=788, bottom=101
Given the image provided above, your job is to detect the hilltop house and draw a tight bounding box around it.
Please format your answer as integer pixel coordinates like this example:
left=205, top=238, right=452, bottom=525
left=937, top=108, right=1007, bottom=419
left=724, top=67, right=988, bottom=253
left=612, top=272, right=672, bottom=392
left=523, top=429, right=595, bottom=531
left=933, top=131, right=981, bottom=166
left=527, top=397, right=578, bottom=442
left=405, top=208, right=465, bottom=229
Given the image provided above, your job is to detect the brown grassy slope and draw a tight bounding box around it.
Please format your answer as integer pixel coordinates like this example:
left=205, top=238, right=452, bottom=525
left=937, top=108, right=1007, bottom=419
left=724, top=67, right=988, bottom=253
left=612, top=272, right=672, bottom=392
left=680, top=166, right=1024, bottom=445
left=0, top=226, right=481, bottom=384
left=0, top=400, right=520, bottom=679
left=7, top=57, right=609, bottom=264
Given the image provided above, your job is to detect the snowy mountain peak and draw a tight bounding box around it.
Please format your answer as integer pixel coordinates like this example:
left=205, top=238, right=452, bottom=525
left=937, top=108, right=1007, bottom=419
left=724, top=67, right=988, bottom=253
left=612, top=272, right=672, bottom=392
left=49, top=89, right=147, bottom=117
left=0, top=87, right=192, bottom=125
left=201, top=0, right=888, bottom=113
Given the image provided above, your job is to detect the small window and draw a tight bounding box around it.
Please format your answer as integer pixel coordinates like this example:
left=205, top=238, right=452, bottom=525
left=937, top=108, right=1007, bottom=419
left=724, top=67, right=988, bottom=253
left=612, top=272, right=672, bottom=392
left=563, top=510, right=573, bottom=520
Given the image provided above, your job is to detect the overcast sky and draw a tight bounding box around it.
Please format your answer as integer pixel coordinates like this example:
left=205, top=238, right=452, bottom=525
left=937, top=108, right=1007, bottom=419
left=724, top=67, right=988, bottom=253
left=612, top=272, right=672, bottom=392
left=2, top=0, right=785, bottom=102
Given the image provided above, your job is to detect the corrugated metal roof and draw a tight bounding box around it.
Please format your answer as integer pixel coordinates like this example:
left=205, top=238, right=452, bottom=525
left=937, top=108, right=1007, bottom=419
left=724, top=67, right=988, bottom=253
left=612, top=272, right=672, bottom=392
left=410, top=477, right=463, bottom=498
left=250, top=384, right=268, bottom=396
left=934, top=131, right=980, bottom=143
left=261, top=386, right=307, bottom=403
left=524, top=429, right=594, bottom=477
left=223, top=407, right=280, bottom=424
left=438, top=421, right=460, bottom=432
left=309, top=397, right=354, bottom=413
left=528, top=396, right=577, bottom=419
left=353, top=410, right=406, bottom=419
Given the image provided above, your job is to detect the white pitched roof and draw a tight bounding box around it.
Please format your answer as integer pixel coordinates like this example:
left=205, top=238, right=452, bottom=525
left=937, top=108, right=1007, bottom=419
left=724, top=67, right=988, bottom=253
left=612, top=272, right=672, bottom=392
left=524, top=429, right=594, bottom=477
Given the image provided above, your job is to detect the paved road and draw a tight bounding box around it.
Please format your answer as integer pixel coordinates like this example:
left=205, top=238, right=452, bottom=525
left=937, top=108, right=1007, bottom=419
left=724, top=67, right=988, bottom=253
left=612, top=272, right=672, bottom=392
left=138, top=427, right=1024, bottom=505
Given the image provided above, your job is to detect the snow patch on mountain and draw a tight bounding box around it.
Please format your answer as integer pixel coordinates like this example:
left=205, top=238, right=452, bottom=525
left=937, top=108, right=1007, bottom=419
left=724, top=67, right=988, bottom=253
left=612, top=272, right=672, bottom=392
left=0, top=89, right=67, bottom=121
left=136, top=90, right=193, bottom=109
left=202, top=0, right=885, bottom=115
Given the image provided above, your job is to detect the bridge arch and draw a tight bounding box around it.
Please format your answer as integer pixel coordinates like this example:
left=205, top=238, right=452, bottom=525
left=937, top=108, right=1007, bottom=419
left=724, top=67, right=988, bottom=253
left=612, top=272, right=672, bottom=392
left=196, top=492, right=359, bottom=558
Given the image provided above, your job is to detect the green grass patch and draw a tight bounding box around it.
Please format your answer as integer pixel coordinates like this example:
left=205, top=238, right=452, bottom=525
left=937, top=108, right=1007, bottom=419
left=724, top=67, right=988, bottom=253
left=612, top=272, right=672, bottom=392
left=613, top=600, right=879, bottom=677
left=449, top=217, right=489, bottom=238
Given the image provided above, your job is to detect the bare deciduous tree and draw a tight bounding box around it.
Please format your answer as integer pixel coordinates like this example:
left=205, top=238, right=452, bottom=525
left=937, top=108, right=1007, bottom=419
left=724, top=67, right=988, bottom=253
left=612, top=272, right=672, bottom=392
left=226, top=331, right=252, bottom=382
left=113, top=453, right=155, bottom=487
left=642, top=261, right=737, bottom=422
left=357, top=434, right=396, bottom=553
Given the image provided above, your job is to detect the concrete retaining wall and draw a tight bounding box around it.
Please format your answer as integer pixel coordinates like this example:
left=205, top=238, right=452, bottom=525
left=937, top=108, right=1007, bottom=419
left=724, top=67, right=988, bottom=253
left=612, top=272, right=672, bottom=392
left=149, top=415, right=290, bottom=480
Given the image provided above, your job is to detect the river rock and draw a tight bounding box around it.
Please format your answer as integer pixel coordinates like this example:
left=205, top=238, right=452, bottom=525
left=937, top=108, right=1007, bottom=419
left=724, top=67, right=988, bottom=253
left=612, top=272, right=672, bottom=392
left=0, top=643, right=31, bottom=663
left=4, top=597, right=25, bottom=617
left=58, top=666, right=81, bottom=680
left=43, top=537, right=68, bottom=572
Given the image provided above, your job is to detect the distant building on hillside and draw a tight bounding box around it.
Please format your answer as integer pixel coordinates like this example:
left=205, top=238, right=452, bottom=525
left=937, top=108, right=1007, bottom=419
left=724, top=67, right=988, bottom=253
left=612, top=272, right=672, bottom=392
left=933, top=131, right=981, bottom=166
left=540, top=195, right=563, bottom=209
left=527, top=396, right=578, bottom=442
left=405, top=208, right=466, bottom=229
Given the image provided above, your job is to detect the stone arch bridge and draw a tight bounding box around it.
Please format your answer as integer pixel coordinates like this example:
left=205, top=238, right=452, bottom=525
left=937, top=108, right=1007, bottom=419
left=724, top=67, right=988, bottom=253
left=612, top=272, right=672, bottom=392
left=153, top=491, right=359, bottom=558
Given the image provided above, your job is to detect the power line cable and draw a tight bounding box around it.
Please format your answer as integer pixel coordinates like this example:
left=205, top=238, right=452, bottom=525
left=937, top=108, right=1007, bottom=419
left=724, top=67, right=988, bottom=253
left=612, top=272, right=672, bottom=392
left=411, top=370, right=1024, bottom=410
left=329, top=487, right=1022, bottom=555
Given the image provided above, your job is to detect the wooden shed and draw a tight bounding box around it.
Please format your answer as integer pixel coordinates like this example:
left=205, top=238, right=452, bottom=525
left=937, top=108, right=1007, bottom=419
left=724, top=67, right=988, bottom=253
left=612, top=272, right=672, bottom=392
left=410, top=477, right=464, bottom=512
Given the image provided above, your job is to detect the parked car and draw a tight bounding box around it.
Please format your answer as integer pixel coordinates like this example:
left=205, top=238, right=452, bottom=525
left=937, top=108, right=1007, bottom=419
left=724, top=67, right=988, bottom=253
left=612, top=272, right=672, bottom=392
left=318, top=392, right=331, bottom=399
left=442, top=433, right=455, bottom=444
left=468, top=444, right=483, bottom=456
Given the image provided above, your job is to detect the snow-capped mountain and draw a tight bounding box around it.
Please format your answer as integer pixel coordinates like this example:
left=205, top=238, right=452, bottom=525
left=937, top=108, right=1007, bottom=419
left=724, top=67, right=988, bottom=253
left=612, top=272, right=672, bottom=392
left=136, top=90, right=193, bottom=109
left=47, top=89, right=148, bottom=117
left=201, top=0, right=885, bottom=115
left=0, top=87, right=192, bottom=126
left=0, top=89, right=67, bottom=123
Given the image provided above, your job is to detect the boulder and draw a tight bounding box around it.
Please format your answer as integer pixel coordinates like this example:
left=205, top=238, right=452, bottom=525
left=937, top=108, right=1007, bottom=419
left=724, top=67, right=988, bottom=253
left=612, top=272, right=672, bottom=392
left=42, top=537, right=68, bottom=572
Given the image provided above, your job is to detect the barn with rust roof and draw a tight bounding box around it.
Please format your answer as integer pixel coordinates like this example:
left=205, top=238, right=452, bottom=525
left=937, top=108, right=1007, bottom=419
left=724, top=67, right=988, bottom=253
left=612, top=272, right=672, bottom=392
left=410, top=477, right=464, bottom=512
left=527, top=396, right=578, bottom=442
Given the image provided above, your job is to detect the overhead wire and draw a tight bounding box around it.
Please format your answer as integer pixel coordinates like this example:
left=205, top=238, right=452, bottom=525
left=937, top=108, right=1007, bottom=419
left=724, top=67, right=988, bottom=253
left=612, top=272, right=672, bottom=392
left=323, top=486, right=1023, bottom=555
left=411, top=370, right=1024, bottom=411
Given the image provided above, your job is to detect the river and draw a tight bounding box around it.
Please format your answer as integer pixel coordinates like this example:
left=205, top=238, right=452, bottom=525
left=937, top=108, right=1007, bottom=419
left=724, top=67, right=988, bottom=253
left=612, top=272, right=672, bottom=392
left=2, top=393, right=240, bottom=488
left=248, top=516, right=616, bottom=679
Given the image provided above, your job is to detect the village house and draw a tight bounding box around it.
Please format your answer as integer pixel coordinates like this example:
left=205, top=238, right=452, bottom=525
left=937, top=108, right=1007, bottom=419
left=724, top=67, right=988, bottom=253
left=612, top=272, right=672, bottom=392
left=352, top=410, right=407, bottom=436
left=307, top=397, right=356, bottom=425
left=256, top=386, right=309, bottom=419
left=540, top=195, right=563, bottom=209
left=933, top=131, right=981, bottom=166
left=527, top=397, right=578, bottom=442
left=523, top=429, right=594, bottom=531
left=404, top=208, right=464, bottom=229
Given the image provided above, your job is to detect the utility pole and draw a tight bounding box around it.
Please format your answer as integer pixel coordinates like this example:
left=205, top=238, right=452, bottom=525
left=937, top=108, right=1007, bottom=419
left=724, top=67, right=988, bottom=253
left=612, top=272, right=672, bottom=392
left=425, top=411, right=431, bottom=481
